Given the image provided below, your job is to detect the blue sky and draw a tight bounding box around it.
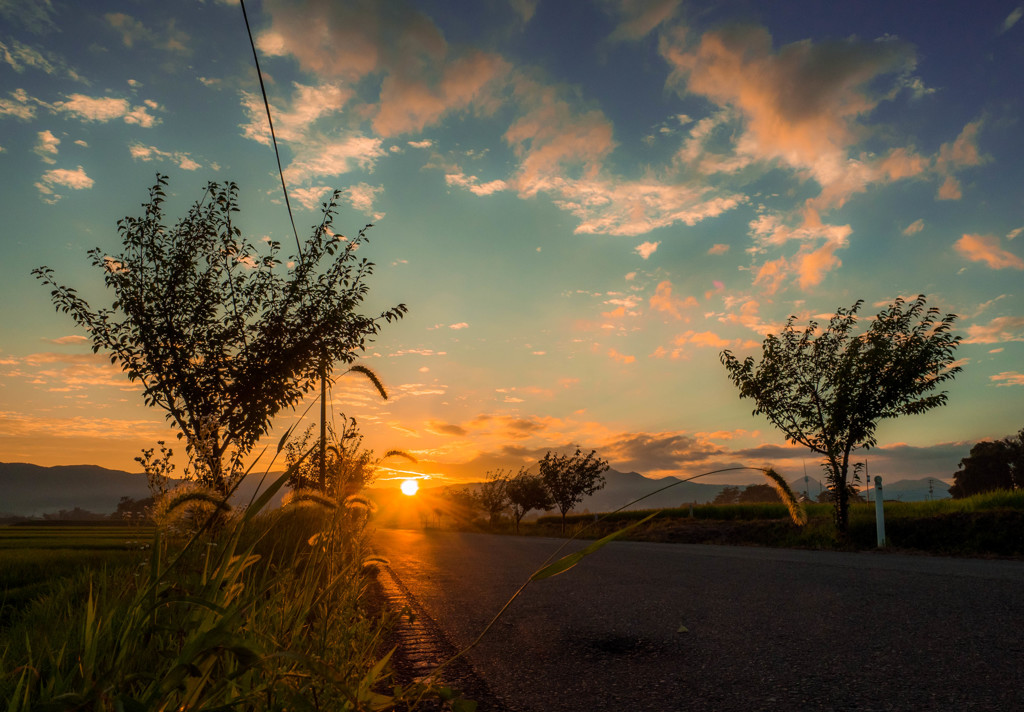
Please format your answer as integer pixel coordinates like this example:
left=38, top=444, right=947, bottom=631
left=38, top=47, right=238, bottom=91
left=2, top=0, right=1022, bottom=489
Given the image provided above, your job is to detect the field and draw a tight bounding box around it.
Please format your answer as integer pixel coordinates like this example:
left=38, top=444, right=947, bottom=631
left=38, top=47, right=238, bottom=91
left=0, top=524, right=155, bottom=629
left=530, top=489, right=1024, bottom=556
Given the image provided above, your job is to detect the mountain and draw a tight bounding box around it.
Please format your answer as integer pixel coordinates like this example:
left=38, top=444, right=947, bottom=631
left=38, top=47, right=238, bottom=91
left=0, top=462, right=289, bottom=517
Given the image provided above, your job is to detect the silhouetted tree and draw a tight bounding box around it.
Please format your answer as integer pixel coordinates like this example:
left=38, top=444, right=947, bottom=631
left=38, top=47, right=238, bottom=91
left=506, top=468, right=553, bottom=533
left=476, top=470, right=511, bottom=527
left=34, top=175, right=405, bottom=494
left=949, top=430, right=1024, bottom=498
left=538, top=449, right=609, bottom=533
left=721, top=295, right=961, bottom=535
left=737, top=483, right=783, bottom=504
left=712, top=485, right=741, bottom=505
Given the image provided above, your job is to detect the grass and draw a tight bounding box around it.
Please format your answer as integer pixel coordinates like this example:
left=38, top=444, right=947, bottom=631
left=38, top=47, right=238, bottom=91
left=0, top=476, right=467, bottom=710
left=525, top=489, right=1024, bottom=556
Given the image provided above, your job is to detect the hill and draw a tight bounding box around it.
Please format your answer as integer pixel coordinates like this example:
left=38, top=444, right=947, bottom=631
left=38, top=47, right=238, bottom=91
left=0, top=462, right=288, bottom=517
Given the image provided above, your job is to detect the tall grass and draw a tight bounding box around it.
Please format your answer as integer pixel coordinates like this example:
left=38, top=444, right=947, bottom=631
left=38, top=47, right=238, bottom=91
left=0, top=469, right=432, bottom=710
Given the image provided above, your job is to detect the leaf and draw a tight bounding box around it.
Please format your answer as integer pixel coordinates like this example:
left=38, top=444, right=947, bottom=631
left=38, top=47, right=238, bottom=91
left=530, top=511, right=659, bottom=581
left=677, top=625, right=689, bottom=633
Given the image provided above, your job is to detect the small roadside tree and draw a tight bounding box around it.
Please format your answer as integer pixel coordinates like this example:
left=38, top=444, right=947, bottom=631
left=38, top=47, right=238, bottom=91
left=34, top=175, right=406, bottom=495
left=505, top=468, right=553, bottom=534
left=720, top=295, right=961, bottom=535
left=538, top=448, right=609, bottom=533
left=476, top=470, right=512, bottom=527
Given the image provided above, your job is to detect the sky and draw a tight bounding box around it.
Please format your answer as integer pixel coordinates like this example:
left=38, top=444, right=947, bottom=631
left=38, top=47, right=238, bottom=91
left=2, top=0, right=1023, bottom=492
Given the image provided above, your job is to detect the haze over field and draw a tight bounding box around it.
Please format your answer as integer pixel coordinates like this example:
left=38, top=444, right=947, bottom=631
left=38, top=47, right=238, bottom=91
left=1, top=1, right=1022, bottom=487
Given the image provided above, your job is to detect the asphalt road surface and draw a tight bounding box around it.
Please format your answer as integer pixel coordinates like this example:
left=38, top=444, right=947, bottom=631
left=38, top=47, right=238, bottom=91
left=372, top=529, right=1024, bottom=712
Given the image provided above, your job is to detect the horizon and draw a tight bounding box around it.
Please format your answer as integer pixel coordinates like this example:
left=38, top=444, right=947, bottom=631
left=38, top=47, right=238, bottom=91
left=2, top=2, right=1022, bottom=487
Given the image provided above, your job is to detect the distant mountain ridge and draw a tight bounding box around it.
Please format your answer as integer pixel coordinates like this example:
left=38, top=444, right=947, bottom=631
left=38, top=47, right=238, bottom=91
left=0, top=462, right=951, bottom=518
left=0, top=462, right=288, bottom=517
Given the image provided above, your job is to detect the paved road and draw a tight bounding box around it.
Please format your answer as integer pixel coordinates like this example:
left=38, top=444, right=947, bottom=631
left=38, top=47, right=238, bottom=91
left=372, top=529, right=1024, bottom=712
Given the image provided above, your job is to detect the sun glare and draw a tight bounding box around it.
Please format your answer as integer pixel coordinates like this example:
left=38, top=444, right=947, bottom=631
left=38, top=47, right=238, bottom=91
left=400, top=479, right=419, bottom=496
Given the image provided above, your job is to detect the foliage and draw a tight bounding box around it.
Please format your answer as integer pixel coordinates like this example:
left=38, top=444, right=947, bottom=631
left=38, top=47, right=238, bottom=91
left=0, top=466, right=454, bottom=710
left=538, top=448, right=609, bottom=533
left=720, top=295, right=961, bottom=534
left=34, top=175, right=406, bottom=493
left=949, top=428, right=1024, bottom=498
left=712, top=483, right=783, bottom=505
left=475, top=470, right=511, bottom=526
left=506, top=468, right=554, bottom=533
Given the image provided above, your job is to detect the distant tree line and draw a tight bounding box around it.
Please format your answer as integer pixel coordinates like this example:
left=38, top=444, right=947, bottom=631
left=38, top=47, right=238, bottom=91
left=438, top=448, right=609, bottom=533
left=949, top=428, right=1024, bottom=498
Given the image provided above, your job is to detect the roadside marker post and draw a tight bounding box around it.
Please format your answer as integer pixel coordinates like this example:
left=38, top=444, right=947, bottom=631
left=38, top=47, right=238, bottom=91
left=874, top=475, right=886, bottom=548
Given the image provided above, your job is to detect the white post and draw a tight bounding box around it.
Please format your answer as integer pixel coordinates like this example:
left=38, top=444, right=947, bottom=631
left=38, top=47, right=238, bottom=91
left=874, top=475, right=886, bottom=547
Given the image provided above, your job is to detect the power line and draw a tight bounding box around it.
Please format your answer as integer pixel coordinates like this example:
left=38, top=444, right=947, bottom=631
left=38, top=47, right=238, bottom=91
left=238, top=0, right=302, bottom=259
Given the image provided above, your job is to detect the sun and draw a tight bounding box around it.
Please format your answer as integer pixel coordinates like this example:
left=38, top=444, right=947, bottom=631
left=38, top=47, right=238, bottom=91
left=400, top=478, right=419, bottom=496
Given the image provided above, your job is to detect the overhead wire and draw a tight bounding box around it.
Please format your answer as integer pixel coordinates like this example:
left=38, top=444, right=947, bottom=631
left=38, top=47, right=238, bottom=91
left=238, top=0, right=303, bottom=259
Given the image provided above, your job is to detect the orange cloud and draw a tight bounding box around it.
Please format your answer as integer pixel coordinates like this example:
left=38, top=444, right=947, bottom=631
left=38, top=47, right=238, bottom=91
left=707, top=243, right=729, bottom=255
left=991, top=372, right=1024, bottom=387
left=964, top=316, right=1024, bottom=344
left=608, top=348, right=636, bottom=364
left=955, top=234, right=1024, bottom=270
left=662, top=25, right=914, bottom=186
left=937, top=175, right=962, bottom=200
left=649, top=280, right=698, bottom=319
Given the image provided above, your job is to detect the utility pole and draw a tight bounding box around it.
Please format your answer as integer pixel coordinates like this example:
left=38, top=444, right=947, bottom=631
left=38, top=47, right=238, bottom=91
left=319, top=353, right=327, bottom=491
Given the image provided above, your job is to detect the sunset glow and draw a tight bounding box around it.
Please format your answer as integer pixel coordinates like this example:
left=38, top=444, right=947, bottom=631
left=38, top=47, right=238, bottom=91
left=1, top=2, right=1021, bottom=487
left=400, top=479, right=419, bottom=497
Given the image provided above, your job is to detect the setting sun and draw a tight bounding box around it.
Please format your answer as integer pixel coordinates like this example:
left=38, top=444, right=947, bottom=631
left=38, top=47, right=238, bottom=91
left=400, top=479, right=419, bottom=496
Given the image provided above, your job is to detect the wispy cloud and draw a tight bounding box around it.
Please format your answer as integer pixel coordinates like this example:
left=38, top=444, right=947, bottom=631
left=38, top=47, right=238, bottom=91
left=33, top=129, right=59, bottom=163
left=955, top=234, right=1024, bottom=270
left=964, top=316, right=1024, bottom=344
left=991, top=371, right=1024, bottom=387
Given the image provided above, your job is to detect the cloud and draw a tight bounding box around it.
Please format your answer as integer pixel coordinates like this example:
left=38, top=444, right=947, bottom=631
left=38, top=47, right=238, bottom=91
left=937, top=175, right=961, bottom=200
left=128, top=142, right=203, bottom=172
left=56, top=93, right=161, bottom=126
left=608, top=348, right=636, bottom=364
left=652, top=330, right=759, bottom=359
left=954, top=234, right=1024, bottom=270
left=707, top=243, right=729, bottom=255
left=0, top=88, right=38, bottom=119
left=1008, top=227, right=1023, bottom=241
left=963, top=316, right=1024, bottom=344
left=449, top=322, right=469, bottom=330
left=290, top=186, right=332, bottom=210
left=0, top=0, right=57, bottom=33
left=649, top=280, right=697, bottom=319
left=662, top=25, right=915, bottom=191
left=902, top=219, right=924, bottom=236
left=608, top=0, right=681, bottom=42
left=34, top=129, right=59, bottom=163
left=634, top=241, right=659, bottom=259
left=239, top=82, right=353, bottom=145
left=1001, top=6, right=1023, bottom=33
left=283, top=135, right=387, bottom=184
left=445, top=171, right=508, bottom=196
left=258, top=0, right=509, bottom=137
left=42, top=335, right=88, bottom=345
left=346, top=182, right=383, bottom=214
left=105, top=12, right=189, bottom=54
left=408, top=139, right=433, bottom=149
left=34, top=165, right=93, bottom=203
left=601, top=430, right=724, bottom=475
left=0, top=39, right=82, bottom=80
left=428, top=420, right=468, bottom=436
left=991, top=372, right=1024, bottom=387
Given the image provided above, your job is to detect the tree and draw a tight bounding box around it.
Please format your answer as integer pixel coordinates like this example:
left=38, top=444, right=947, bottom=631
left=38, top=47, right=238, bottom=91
left=737, top=483, right=783, bottom=504
left=476, top=470, right=511, bottom=527
left=712, top=485, right=741, bottom=505
left=505, top=468, right=553, bottom=533
left=949, top=430, right=1024, bottom=498
left=34, top=175, right=405, bottom=494
left=538, top=448, right=609, bottom=533
left=720, top=295, right=961, bottom=535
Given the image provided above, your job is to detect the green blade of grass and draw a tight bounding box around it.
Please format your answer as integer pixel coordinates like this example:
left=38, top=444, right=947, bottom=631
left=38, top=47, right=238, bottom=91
left=530, top=511, right=660, bottom=581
